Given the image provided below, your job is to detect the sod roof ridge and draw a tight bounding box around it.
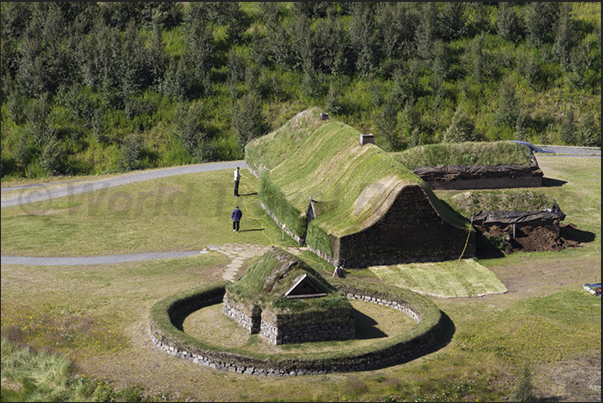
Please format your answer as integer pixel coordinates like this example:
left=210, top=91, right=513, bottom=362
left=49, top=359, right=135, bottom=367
left=248, top=108, right=467, bottom=237
left=225, top=247, right=345, bottom=312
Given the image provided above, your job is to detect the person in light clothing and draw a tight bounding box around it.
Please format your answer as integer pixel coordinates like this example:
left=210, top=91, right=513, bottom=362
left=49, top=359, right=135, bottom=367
left=234, top=167, right=241, bottom=197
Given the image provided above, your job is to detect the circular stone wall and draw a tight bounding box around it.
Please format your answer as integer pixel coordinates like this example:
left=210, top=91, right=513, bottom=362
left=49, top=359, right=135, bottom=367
left=149, top=278, right=443, bottom=376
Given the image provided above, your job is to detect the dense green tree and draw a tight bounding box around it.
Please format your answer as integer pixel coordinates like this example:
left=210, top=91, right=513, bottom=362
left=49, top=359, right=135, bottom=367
left=212, top=2, right=247, bottom=45
left=26, top=93, right=56, bottom=147
left=496, top=76, right=521, bottom=127
left=438, top=2, right=468, bottom=42
left=231, top=94, right=270, bottom=151
left=496, top=2, right=523, bottom=43
left=245, top=64, right=262, bottom=97
left=227, top=49, right=246, bottom=85
left=175, top=102, right=210, bottom=162
left=350, top=2, right=377, bottom=78
left=521, top=51, right=541, bottom=88
left=525, top=2, right=560, bottom=47
left=469, top=34, right=485, bottom=83
left=432, top=40, right=449, bottom=95
left=416, top=2, right=438, bottom=60
left=444, top=108, right=477, bottom=143
left=15, top=30, right=47, bottom=98
left=91, top=108, right=106, bottom=144
left=1, top=2, right=31, bottom=41
left=290, top=8, right=314, bottom=71
left=101, top=2, right=140, bottom=30
left=6, top=85, right=26, bottom=125
left=118, top=132, right=143, bottom=171
left=560, top=109, right=576, bottom=145
left=314, top=14, right=349, bottom=76
left=374, top=96, right=401, bottom=151
left=13, top=134, right=36, bottom=173
left=468, top=2, right=492, bottom=36
left=576, top=114, right=601, bottom=147
left=162, top=57, right=192, bottom=102
left=147, top=15, right=168, bottom=92
left=553, top=3, right=577, bottom=71
left=301, top=58, right=319, bottom=97
left=515, top=112, right=529, bottom=141
left=266, top=20, right=292, bottom=72
left=184, top=16, right=214, bottom=95
left=40, top=138, right=67, bottom=176
left=375, top=2, right=418, bottom=71
left=324, top=82, right=343, bottom=116
left=567, top=45, right=591, bottom=89
left=292, top=2, right=332, bottom=20
left=258, top=2, right=282, bottom=26
left=121, top=20, right=153, bottom=95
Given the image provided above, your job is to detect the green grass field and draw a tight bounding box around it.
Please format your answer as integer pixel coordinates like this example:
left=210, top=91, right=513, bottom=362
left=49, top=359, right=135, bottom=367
left=369, top=259, right=508, bottom=298
left=1, top=156, right=600, bottom=402
left=0, top=169, right=298, bottom=257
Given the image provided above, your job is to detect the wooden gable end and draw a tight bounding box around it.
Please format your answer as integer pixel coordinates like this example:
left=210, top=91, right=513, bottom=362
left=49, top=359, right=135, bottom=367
left=284, top=274, right=327, bottom=299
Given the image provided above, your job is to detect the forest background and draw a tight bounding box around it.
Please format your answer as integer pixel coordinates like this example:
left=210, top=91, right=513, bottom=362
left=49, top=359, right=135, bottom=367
left=0, top=2, right=600, bottom=179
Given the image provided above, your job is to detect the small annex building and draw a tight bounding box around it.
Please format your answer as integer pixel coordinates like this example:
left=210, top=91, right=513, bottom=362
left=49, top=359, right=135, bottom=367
left=394, top=142, right=544, bottom=190
left=223, top=246, right=355, bottom=345
left=245, top=108, right=474, bottom=268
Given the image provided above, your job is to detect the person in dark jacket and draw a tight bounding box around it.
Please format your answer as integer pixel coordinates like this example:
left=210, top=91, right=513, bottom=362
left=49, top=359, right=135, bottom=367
left=332, top=264, right=346, bottom=278
left=231, top=206, right=242, bottom=232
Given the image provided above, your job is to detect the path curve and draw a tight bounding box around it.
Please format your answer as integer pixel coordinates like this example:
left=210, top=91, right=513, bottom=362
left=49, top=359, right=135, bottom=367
left=0, top=160, right=311, bottom=281
left=1, top=160, right=247, bottom=208
left=1, top=244, right=308, bottom=283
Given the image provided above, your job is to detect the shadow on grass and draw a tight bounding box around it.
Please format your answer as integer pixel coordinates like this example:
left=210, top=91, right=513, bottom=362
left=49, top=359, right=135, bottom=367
left=353, top=309, right=388, bottom=339
left=542, top=177, right=568, bottom=187
left=474, top=230, right=506, bottom=259
left=359, top=309, right=456, bottom=370
left=240, top=192, right=258, bottom=197
left=238, top=228, right=264, bottom=233
left=560, top=225, right=596, bottom=243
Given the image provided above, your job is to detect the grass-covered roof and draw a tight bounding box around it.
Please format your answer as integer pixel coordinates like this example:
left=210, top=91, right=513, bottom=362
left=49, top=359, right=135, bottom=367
left=247, top=109, right=468, bottom=238
left=225, top=247, right=349, bottom=313
left=392, top=141, right=533, bottom=170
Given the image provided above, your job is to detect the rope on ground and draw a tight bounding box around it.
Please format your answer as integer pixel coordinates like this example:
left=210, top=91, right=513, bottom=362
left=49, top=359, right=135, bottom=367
left=458, top=214, right=474, bottom=262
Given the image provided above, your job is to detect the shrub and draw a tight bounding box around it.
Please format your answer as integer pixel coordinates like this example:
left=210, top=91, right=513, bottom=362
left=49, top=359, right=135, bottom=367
left=118, top=132, right=143, bottom=171
left=40, top=139, right=67, bottom=176
left=443, top=108, right=477, bottom=143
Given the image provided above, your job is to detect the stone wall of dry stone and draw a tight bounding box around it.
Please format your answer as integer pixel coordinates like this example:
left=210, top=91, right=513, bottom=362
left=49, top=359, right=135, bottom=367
left=150, top=283, right=442, bottom=376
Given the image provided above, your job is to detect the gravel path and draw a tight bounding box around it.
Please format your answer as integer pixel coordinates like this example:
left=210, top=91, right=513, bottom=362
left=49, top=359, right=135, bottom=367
left=1, top=244, right=308, bottom=283
left=535, top=145, right=601, bottom=157
left=1, top=160, right=247, bottom=208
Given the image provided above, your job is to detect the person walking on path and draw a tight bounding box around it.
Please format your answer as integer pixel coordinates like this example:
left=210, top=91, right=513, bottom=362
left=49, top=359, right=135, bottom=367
left=231, top=206, right=242, bottom=232
left=234, top=167, right=241, bottom=197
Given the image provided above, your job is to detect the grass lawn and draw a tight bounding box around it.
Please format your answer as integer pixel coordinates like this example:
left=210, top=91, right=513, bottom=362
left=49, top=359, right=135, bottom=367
left=1, top=157, right=600, bottom=402
left=1, top=169, right=298, bottom=257
left=369, top=259, right=508, bottom=298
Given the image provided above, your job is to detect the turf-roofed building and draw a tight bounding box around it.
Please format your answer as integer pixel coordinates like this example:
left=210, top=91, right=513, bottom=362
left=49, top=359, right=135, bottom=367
left=223, top=247, right=355, bottom=345
left=246, top=108, right=475, bottom=268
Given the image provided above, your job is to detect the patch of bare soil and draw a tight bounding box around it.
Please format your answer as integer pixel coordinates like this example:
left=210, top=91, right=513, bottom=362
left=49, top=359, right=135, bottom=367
left=534, top=352, right=601, bottom=402
left=476, top=223, right=585, bottom=254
